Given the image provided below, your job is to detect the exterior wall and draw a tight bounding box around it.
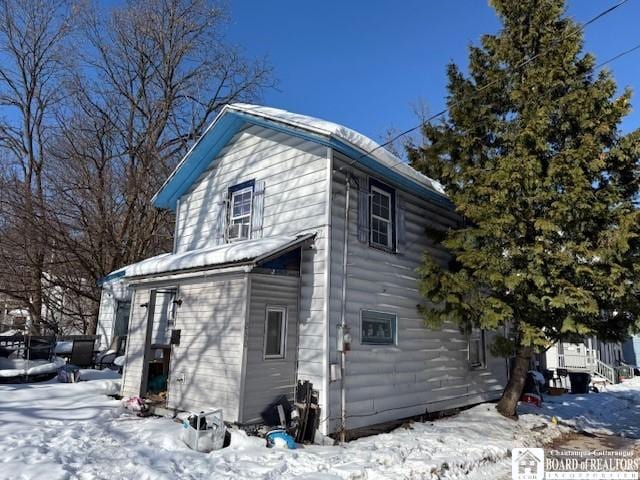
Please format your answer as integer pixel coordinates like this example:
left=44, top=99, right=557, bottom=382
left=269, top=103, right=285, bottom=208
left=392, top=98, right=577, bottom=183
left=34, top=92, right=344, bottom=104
left=596, top=339, right=623, bottom=365
left=120, top=273, right=249, bottom=422
left=174, top=124, right=328, bottom=252
left=623, top=335, right=640, bottom=366
left=118, top=123, right=516, bottom=433
left=173, top=123, right=331, bottom=428
left=328, top=155, right=508, bottom=432
left=544, top=344, right=559, bottom=370
left=241, top=274, right=299, bottom=424
left=96, top=279, right=130, bottom=349
left=166, top=274, right=248, bottom=423
left=545, top=338, right=624, bottom=372
left=121, top=288, right=151, bottom=398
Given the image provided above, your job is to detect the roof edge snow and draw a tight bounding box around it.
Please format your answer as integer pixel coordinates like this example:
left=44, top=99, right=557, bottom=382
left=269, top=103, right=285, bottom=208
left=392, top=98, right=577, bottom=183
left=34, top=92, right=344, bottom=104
left=152, top=104, right=449, bottom=210
left=98, top=233, right=315, bottom=282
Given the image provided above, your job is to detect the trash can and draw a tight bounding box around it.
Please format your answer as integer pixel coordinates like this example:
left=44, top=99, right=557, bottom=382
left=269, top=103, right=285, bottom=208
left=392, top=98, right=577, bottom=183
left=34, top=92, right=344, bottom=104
left=617, top=365, right=631, bottom=381
left=568, top=372, right=590, bottom=394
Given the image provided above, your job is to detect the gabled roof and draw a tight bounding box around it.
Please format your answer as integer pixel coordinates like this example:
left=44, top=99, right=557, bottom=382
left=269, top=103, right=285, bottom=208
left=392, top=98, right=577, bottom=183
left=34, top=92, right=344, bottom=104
left=152, top=103, right=449, bottom=210
left=101, top=233, right=314, bottom=282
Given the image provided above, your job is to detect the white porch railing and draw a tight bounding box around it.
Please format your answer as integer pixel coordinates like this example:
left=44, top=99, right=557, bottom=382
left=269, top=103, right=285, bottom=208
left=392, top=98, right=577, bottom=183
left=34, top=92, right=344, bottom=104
left=557, top=352, right=596, bottom=371
left=596, top=359, right=617, bottom=384
left=556, top=351, right=631, bottom=384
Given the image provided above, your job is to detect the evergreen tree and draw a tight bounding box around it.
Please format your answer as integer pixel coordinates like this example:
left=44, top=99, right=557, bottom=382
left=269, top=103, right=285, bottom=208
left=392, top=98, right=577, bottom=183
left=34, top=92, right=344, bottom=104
left=408, top=0, right=640, bottom=417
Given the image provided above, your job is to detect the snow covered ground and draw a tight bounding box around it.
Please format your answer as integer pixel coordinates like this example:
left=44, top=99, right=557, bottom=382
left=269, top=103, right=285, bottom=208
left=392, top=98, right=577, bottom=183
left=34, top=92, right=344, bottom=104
left=520, top=377, right=640, bottom=439
left=0, top=373, right=638, bottom=480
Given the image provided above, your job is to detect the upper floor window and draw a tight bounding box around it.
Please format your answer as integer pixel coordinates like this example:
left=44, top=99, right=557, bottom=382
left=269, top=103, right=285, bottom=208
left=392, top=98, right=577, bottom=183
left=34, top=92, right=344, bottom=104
left=227, top=181, right=254, bottom=241
left=369, top=179, right=395, bottom=250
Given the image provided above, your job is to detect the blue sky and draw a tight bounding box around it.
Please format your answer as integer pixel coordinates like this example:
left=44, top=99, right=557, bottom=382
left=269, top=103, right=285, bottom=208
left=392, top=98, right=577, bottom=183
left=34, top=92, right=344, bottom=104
left=226, top=1, right=640, bottom=145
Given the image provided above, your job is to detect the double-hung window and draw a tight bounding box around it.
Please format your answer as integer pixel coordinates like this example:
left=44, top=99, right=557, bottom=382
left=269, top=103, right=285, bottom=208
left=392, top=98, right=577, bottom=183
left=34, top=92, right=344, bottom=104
left=369, top=179, right=395, bottom=250
left=264, top=306, right=287, bottom=359
left=227, top=181, right=254, bottom=241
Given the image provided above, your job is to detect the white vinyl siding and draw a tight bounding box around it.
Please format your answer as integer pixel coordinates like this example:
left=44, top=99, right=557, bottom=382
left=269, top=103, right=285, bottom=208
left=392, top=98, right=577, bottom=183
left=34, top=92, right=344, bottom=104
left=174, top=125, right=328, bottom=252
left=242, top=274, right=299, bottom=424
left=121, top=288, right=151, bottom=398
left=166, top=274, right=248, bottom=422
left=172, top=124, right=329, bottom=425
left=328, top=153, right=508, bottom=432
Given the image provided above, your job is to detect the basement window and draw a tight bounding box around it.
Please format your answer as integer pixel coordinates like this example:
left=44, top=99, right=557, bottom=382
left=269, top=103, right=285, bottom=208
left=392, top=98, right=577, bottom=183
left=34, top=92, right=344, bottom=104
left=361, top=310, right=397, bottom=345
left=264, top=306, right=287, bottom=359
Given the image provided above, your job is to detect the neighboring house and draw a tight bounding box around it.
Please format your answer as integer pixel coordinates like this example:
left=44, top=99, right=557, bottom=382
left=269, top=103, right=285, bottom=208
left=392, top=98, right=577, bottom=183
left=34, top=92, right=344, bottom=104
left=541, top=337, right=625, bottom=384
left=1, top=308, right=30, bottom=333
left=623, top=334, right=640, bottom=367
left=0, top=277, right=92, bottom=336
left=40, top=273, right=94, bottom=335
left=97, top=104, right=508, bottom=435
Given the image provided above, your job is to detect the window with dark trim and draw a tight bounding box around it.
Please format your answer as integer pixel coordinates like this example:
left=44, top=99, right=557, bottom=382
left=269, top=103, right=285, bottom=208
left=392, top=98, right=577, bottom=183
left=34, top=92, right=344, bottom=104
left=264, top=306, right=287, bottom=359
left=361, top=310, right=397, bottom=345
left=369, top=179, right=396, bottom=251
left=227, top=180, right=255, bottom=241
left=113, top=301, right=131, bottom=338
left=469, top=330, right=487, bottom=369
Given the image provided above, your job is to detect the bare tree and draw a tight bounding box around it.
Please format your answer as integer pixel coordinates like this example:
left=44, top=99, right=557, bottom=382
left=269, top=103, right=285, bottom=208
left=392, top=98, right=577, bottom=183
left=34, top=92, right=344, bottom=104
left=44, top=0, right=273, bottom=334
left=0, top=0, right=74, bottom=332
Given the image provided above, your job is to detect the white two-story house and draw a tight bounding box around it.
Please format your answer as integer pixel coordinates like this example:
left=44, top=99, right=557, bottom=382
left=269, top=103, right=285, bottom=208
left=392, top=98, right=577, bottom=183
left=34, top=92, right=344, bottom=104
left=97, top=104, right=508, bottom=435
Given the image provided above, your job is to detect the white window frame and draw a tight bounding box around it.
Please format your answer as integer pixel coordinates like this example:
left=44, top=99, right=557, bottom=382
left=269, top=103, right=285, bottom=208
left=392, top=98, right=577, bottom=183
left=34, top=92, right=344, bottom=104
left=370, top=185, right=393, bottom=249
left=468, top=329, right=487, bottom=369
left=360, top=309, right=397, bottom=346
left=263, top=306, right=287, bottom=359
left=228, top=185, right=253, bottom=241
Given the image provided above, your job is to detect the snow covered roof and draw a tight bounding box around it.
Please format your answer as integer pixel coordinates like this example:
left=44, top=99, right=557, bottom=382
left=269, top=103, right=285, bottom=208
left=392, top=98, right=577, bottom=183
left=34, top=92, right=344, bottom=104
left=103, top=233, right=314, bottom=281
left=227, top=104, right=445, bottom=195
left=152, top=103, right=449, bottom=210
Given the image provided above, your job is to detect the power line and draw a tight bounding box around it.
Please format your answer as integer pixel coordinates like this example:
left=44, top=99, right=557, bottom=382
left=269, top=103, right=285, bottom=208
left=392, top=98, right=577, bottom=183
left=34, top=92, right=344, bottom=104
left=396, top=40, right=640, bottom=253
left=355, top=0, right=633, bottom=172
left=594, top=42, right=640, bottom=70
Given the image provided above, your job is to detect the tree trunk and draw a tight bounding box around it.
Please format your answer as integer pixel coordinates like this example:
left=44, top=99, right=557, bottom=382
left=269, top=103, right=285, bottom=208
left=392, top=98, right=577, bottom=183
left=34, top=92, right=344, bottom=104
left=496, top=344, right=533, bottom=417
left=87, top=300, right=100, bottom=336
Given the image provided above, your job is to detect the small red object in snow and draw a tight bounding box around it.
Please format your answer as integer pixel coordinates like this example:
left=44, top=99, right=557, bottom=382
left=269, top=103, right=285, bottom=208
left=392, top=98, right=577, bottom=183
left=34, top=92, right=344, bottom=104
left=520, top=393, right=542, bottom=407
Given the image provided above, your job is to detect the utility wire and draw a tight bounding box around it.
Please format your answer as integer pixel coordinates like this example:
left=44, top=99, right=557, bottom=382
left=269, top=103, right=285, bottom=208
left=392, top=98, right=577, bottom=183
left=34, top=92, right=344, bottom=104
left=594, top=42, right=640, bottom=70
left=354, top=0, right=633, bottom=172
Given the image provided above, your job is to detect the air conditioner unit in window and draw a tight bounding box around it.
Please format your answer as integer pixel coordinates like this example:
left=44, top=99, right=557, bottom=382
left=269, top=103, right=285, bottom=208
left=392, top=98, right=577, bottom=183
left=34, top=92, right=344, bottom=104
left=227, top=223, right=250, bottom=241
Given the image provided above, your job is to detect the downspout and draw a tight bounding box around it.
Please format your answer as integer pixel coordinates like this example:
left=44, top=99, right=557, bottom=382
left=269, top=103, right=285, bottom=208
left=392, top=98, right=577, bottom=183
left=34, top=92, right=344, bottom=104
left=339, top=174, right=351, bottom=442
